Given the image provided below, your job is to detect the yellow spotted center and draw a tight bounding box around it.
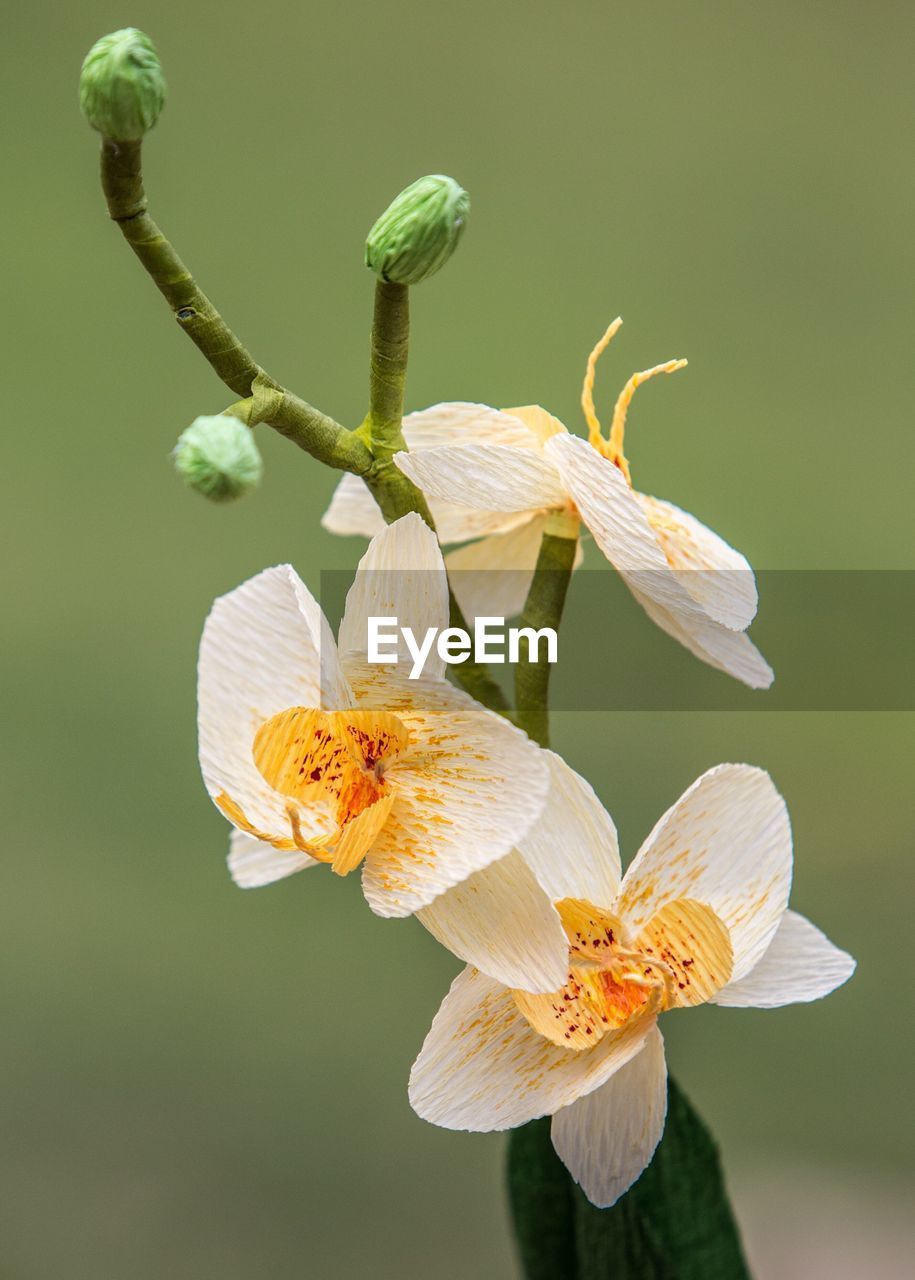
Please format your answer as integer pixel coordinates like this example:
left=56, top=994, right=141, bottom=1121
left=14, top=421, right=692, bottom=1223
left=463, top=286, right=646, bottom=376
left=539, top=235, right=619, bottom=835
left=512, top=896, right=733, bottom=1051
left=215, top=706, right=410, bottom=877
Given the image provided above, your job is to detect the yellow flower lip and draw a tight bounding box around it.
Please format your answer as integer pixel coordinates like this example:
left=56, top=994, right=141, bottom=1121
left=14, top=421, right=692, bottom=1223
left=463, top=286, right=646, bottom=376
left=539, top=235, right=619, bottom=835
left=580, top=317, right=687, bottom=485
left=511, top=894, right=734, bottom=1052
left=218, top=706, right=412, bottom=877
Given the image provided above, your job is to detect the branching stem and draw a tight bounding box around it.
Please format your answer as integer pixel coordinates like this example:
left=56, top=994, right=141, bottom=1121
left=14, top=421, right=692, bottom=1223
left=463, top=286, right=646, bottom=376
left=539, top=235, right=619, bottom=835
left=97, top=138, right=508, bottom=713
left=99, top=139, right=372, bottom=475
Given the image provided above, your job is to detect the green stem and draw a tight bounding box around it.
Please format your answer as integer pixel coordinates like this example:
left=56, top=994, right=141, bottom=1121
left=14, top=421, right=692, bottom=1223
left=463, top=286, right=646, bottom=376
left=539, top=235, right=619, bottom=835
left=359, top=278, right=432, bottom=523
left=448, top=594, right=510, bottom=713
left=354, top=278, right=427, bottom=520
left=367, top=279, right=410, bottom=455
left=513, top=510, right=580, bottom=747
left=358, top=280, right=508, bottom=713
left=99, top=138, right=371, bottom=475
left=97, top=138, right=507, bottom=711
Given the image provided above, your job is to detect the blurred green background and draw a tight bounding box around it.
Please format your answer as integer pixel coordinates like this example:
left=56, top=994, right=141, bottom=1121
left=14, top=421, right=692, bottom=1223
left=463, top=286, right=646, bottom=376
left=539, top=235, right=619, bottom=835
left=3, top=2, right=912, bottom=1276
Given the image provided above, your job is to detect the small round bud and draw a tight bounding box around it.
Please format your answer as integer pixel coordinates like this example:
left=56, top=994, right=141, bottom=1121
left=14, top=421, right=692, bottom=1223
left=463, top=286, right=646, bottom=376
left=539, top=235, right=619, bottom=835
left=365, top=175, right=470, bottom=286
left=79, top=28, right=166, bottom=141
left=173, top=416, right=263, bottom=503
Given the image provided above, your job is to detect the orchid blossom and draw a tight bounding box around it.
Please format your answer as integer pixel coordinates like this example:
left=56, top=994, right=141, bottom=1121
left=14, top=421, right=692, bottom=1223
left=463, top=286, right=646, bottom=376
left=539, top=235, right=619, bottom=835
left=197, top=513, right=552, bottom=924
left=323, top=321, right=772, bottom=689
left=409, top=764, right=854, bottom=1206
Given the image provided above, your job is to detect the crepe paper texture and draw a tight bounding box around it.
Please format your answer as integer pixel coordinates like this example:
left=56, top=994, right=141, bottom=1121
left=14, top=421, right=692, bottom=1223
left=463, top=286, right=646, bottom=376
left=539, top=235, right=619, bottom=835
left=366, top=175, right=470, bottom=285
left=173, top=415, right=263, bottom=501
left=80, top=28, right=165, bottom=141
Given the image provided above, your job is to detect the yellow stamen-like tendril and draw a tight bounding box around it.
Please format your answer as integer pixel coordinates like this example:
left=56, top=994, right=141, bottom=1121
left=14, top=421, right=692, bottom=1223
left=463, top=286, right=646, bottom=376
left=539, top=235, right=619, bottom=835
left=608, top=359, right=688, bottom=484
left=580, top=316, right=687, bottom=486
left=581, top=316, right=623, bottom=448
left=286, top=803, right=334, bottom=861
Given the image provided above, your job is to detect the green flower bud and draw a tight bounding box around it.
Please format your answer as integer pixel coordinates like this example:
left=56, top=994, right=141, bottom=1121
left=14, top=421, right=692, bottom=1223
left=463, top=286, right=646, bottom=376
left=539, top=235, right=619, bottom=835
left=79, top=28, right=166, bottom=141
left=365, top=175, right=470, bottom=286
left=173, top=416, right=263, bottom=503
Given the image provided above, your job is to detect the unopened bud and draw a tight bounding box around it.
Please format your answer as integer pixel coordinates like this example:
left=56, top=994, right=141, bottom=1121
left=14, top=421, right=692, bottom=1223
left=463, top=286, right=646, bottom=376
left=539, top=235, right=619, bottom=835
left=365, top=175, right=470, bottom=285
left=80, top=28, right=166, bottom=141
left=173, top=416, right=263, bottom=502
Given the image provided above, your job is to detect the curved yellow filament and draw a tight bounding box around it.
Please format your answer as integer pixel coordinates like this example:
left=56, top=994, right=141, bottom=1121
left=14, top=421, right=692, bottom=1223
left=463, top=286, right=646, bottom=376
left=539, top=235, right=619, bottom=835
left=608, top=358, right=688, bottom=484
left=580, top=317, right=687, bottom=486
left=581, top=316, right=623, bottom=448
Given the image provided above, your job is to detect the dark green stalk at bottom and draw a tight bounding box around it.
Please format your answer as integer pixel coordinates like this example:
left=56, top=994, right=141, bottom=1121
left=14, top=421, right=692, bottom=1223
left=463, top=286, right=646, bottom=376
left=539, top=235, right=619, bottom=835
left=508, top=1080, right=751, bottom=1280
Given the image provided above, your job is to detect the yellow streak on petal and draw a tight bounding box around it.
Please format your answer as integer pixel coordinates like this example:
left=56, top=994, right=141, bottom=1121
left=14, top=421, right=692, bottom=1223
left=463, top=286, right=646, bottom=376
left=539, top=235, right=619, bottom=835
left=331, top=790, right=396, bottom=876
left=633, top=898, right=733, bottom=1008
left=513, top=964, right=622, bottom=1050
left=556, top=897, right=627, bottom=962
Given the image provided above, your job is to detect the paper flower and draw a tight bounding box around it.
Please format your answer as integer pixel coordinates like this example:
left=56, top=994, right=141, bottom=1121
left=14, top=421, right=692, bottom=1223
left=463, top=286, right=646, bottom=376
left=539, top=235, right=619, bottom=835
left=323, top=321, right=772, bottom=688
left=197, top=513, right=552, bottom=924
left=321, top=404, right=567, bottom=633
left=409, top=764, right=854, bottom=1207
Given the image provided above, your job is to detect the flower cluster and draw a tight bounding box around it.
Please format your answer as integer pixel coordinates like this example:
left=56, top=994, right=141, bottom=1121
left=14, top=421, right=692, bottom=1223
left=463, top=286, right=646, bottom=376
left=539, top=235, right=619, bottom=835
left=198, top=330, right=854, bottom=1205
left=79, top=21, right=854, bottom=1224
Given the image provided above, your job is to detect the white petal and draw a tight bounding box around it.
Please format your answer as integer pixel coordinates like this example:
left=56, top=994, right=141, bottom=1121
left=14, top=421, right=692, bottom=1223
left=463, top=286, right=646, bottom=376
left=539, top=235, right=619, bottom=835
left=227, top=829, right=320, bottom=888
left=416, top=851, right=568, bottom=992
left=446, top=517, right=584, bottom=623
left=638, top=494, right=758, bottom=630
left=402, top=401, right=542, bottom=451
left=713, top=909, right=855, bottom=1008
left=409, top=967, right=658, bottom=1131
left=320, top=463, right=525, bottom=546
left=546, top=435, right=772, bottom=687
left=396, top=443, right=567, bottom=514
left=198, top=565, right=351, bottom=841
left=350, top=664, right=550, bottom=917
left=445, top=515, right=547, bottom=622
left=551, top=1026, right=667, bottom=1208
left=401, top=403, right=548, bottom=544
left=501, top=404, right=567, bottom=446
left=517, top=751, right=621, bottom=908
left=617, top=764, right=792, bottom=981
left=433, top=503, right=535, bottom=545
left=545, top=433, right=672, bottom=573
left=337, top=513, right=450, bottom=679
left=320, top=473, right=387, bottom=538
left=627, top=579, right=774, bottom=690
left=320, top=412, right=535, bottom=545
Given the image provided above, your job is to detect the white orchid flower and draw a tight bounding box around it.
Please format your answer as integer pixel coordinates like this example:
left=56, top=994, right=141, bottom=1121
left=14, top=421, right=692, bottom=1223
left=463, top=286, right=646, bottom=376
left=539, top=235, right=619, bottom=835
left=409, top=763, right=855, bottom=1207
left=197, top=512, right=553, bottom=926
left=322, top=320, right=772, bottom=689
